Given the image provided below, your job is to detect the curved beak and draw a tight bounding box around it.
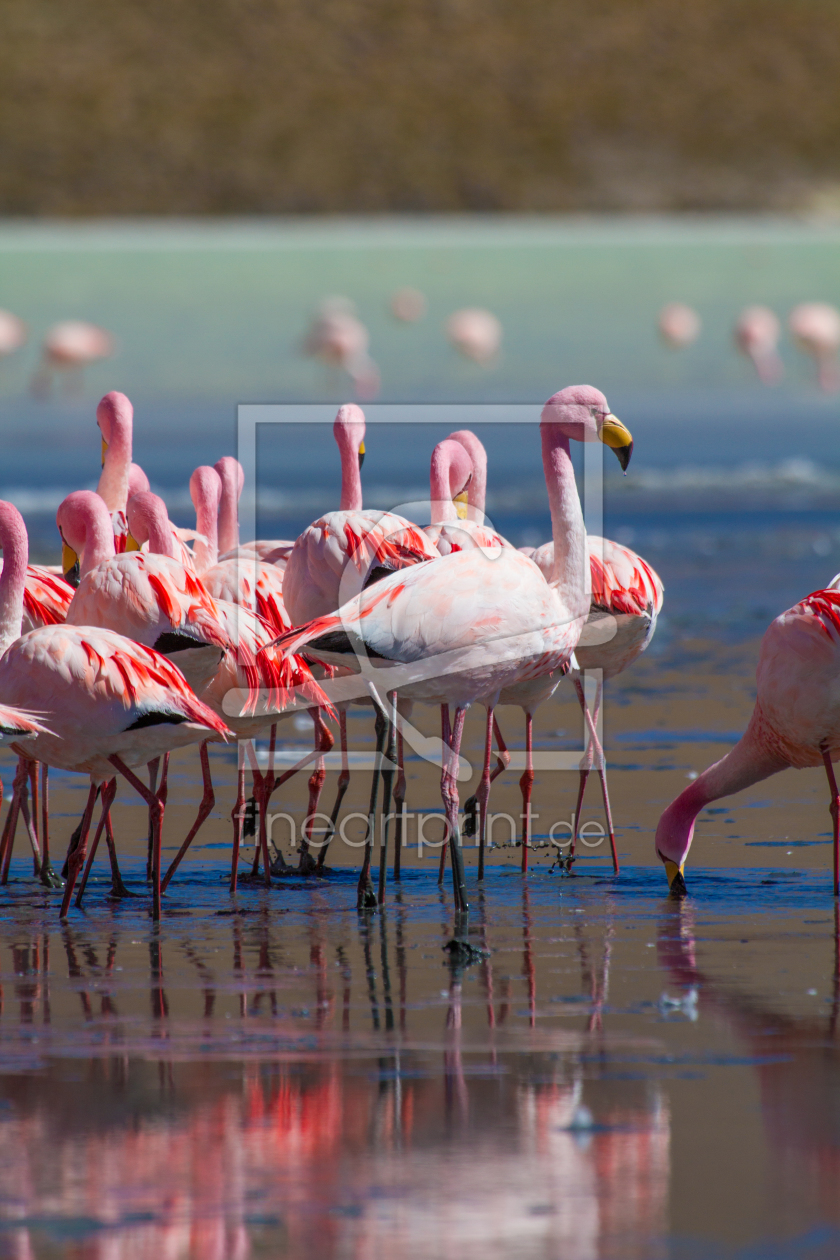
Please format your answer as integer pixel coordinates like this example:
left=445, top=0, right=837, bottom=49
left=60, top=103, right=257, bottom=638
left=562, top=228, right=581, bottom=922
left=599, top=414, right=634, bottom=474
left=101, top=437, right=108, bottom=469
left=124, top=532, right=142, bottom=553
left=453, top=489, right=470, bottom=520
left=358, top=441, right=365, bottom=471
left=62, top=541, right=80, bottom=588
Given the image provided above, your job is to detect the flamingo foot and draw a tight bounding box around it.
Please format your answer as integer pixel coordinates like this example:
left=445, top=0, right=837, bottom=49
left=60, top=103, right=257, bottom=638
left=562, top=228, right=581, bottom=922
left=357, top=880, right=377, bottom=911
left=297, top=850, right=319, bottom=876
left=462, top=795, right=478, bottom=838
left=39, top=862, right=64, bottom=890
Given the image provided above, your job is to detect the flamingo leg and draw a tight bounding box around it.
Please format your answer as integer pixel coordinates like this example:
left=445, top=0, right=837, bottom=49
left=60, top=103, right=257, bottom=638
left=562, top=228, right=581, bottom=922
left=38, top=763, right=61, bottom=889
left=161, top=741, right=216, bottom=893
left=103, top=807, right=133, bottom=897
left=463, top=713, right=510, bottom=839
left=27, top=762, right=41, bottom=877
left=18, top=778, right=42, bottom=877
left=586, top=681, right=619, bottom=873
left=76, top=779, right=118, bottom=907
left=520, top=712, right=534, bottom=873
left=317, top=709, right=350, bottom=873
left=476, top=706, right=494, bottom=882
left=108, top=754, right=168, bottom=921
left=145, top=758, right=160, bottom=882
left=357, top=708, right=386, bottom=911
left=821, top=741, right=840, bottom=898
left=230, top=759, right=247, bottom=893
left=59, top=783, right=100, bottom=918
left=392, top=718, right=406, bottom=881
left=441, top=705, right=469, bottom=913
left=377, top=691, right=397, bottom=906
left=1, top=759, right=30, bottom=884
left=299, top=708, right=334, bottom=874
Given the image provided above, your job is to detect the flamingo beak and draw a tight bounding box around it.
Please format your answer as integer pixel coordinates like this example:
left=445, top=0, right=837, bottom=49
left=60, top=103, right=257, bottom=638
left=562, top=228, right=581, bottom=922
left=124, top=532, right=142, bottom=553
left=358, top=441, right=365, bottom=471
left=663, top=858, right=688, bottom=898
left=599, top=414, right=634, bottom=473
left=453, top=489, right=470, bottom=520
left=101, top=437, right=108, bottom=469
left=62, top=541, right=80, bottom=587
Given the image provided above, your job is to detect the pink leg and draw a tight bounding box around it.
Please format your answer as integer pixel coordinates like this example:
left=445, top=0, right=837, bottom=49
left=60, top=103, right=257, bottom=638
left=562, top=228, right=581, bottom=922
left=441, top=705, right=469, bottom=912
left=317, top=709, right=350, bottom=872
left=299, top=708, right=334, bottom=874
left=108, top=754, right=167, bottom=921
left=821, top=742, right=840, bottom=898
left=392, top=719, right=406, bottom=881
left=230, top=761, right=247, bottom=893
left=476, top=706, right=494, bottom=882
left=75, top=779, right=118, bottom=907
left=0, top=759, right=29, bottom=884
left=59, top=783, right=100, bottom=918
left=39, top=763, right=61, bottom=888
left=520, top=712, right=534, bottom=873
left=161, top=742, right=216, bottom=892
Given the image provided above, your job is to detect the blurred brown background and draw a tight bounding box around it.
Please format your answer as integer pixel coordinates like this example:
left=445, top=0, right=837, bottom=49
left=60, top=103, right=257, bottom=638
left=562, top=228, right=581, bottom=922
left=2, top=0, right=840, bottom=215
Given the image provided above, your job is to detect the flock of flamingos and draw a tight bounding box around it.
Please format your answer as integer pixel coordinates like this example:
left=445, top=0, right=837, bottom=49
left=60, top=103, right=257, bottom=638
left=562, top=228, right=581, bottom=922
left=1, top=370, right=840, bottom=924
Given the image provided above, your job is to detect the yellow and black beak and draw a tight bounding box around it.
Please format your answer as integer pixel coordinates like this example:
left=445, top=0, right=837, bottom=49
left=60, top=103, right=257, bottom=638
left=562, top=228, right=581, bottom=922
left=599, top=414, right=634, bottom=473
left=453, top=489, right=470, bottom=520
left=124, top=531, right=142, bottom=553
left=101, top=437, right=108, bottom=469
left=358, top=440, right=365, bottom=471
left=663, top=858, right=688, bottom=898
left=62, top=540, right=80, bottom=588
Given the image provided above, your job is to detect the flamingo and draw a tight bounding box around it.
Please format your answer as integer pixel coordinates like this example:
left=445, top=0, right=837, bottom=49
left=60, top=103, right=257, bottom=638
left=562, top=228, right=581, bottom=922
left=59, top=491, right=230, bottom=695
left=655, top=587, right=840, bottom=898
left=303, top=297, right=380, bottom=399
left=658, top=303, right=701, bottom=348
left=270, top=385, right=627, bottom=911
left=31, top=321, right=113, bottom=397
left=448, top=427, right=655, bottom=873
left=424, top=438, right=511, bottom=555
left=94, top=390, right=134, bottom=555
left=126, top=491, right=198, bottom=573
left=734, top=306, right=783, bottom=384
left=214, top=456, right=295, bottom=567
left=125, top=486, right=334, bottom=888
left=0, top=311, right=26, bottom=358
left=789, top=302, right=840, bottom=392
left=0, top=501, right=231, bottom=918
left=391, top=288, right=426, bottom=322
left=445, top=309, right=502, bottom=364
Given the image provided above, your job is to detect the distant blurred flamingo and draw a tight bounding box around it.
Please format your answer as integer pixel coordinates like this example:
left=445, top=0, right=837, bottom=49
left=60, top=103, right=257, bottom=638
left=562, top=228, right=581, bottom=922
left=789, top=302, right=840, bottom=392
left=446, top=308, right=502, bottom=363
left=391, top=288, right=427, bottom=322
left=303, top=297, right=380, bottom=399
left=0, top=311, right=26, bottom=358
left=658, top=302, right=701, bottom=348
left=735, top=306, right=783, bottom=383
left=31, top=321, right=113, bottom=397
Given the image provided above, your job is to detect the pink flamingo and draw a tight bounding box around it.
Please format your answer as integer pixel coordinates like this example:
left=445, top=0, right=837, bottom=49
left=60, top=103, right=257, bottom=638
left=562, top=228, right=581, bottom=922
left=656, top=587, right=840, bottom=897
left=448, top=427, right=654, bottom=873
left=59, top=491, right=230, bottom=695
left=214, top=456, right=295, bottom=567
left=0, top=501, right=230, bottom=917
left=0, top=311, right=26, bottom=358
left=31, top=321, right=113, bottom=397
left=271, top=385, right=624, bottom=910
left=424, top=438, right=511, bottom=555
left=127, top=486, right=333, bottom=889
left=445, top=309, right=502, bottom=364
left=789, top=302, right=840, bottom=392
left=391, top=288, right=426, bottom=322
left=94, top=390, right=135, bottom=556
left=303, top=298, right=380, bottom=399
left=658, top=302, right=701, bottom=348
left=734, top=306, right=783, bottom=384
left=126, top=491, right=198, bottom=573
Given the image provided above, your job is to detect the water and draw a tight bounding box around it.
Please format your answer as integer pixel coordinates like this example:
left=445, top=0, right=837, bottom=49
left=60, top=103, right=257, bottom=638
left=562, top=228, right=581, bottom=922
left=2, top=217, right=840, bottom=1256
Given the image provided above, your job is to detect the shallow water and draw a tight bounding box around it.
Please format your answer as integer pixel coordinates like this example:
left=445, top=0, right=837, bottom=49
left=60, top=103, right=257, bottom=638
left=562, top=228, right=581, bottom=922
left=0, top=866, right=838, bottom=1259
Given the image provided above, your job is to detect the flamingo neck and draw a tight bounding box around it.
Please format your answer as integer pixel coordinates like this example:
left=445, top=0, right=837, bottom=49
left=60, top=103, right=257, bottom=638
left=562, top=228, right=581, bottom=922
left=336, top=432, right=363, bottom=511
left=540, top=426, right=589, bottom=620
left=130, top=495, right=179, bottom=561
left=429, top=447, right=458, bottom=523
left=79, top=502, right=117, bottom=578
left=191, top=472, right=220, bottom=572
left=655, top=716, right=788, bottom=868
left=216, top=463, right=240, bottom=555
left=0, top=507, right=27, bottom=655
left=97, top=411, right=132, bottom=513
left=448, top=430, right=487, bottom=522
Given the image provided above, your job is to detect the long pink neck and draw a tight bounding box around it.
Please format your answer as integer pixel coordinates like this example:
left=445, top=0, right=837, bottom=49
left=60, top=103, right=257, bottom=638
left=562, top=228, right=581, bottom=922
left=333, top=410, right=365, bottom=511
left=429, top=446, right=459, bottom=523
left=540, top=425, right=589, bottom=621
left=215, top=458, right=242, bottom=554
left=128, top=493, right=179, bottom=561
left=79, top=500, right=116, bottom=578
left=655, top=713, right=788, bottom=867
left=0, top=504, right=28, bottom=655
left=447, top=430, right=487, bottom=521
left=190, top=467, right=221, bottom=572
left=96, top=397, right=133, bottom=513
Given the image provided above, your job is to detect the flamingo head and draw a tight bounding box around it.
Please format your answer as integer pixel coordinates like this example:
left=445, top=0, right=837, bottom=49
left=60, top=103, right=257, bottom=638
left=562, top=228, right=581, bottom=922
left=127, top=492, right=179, bottom=560
left=333, top=403, right=366, bottom=470
left=214, top=456, right=244, bottom=500
left=430, top=439, right=473, bottom=520
left=96, top=391, right=133, bottom=467
left=541, top=385, right=634, bottom=473
left=57, top=490, right=115, bottom=585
